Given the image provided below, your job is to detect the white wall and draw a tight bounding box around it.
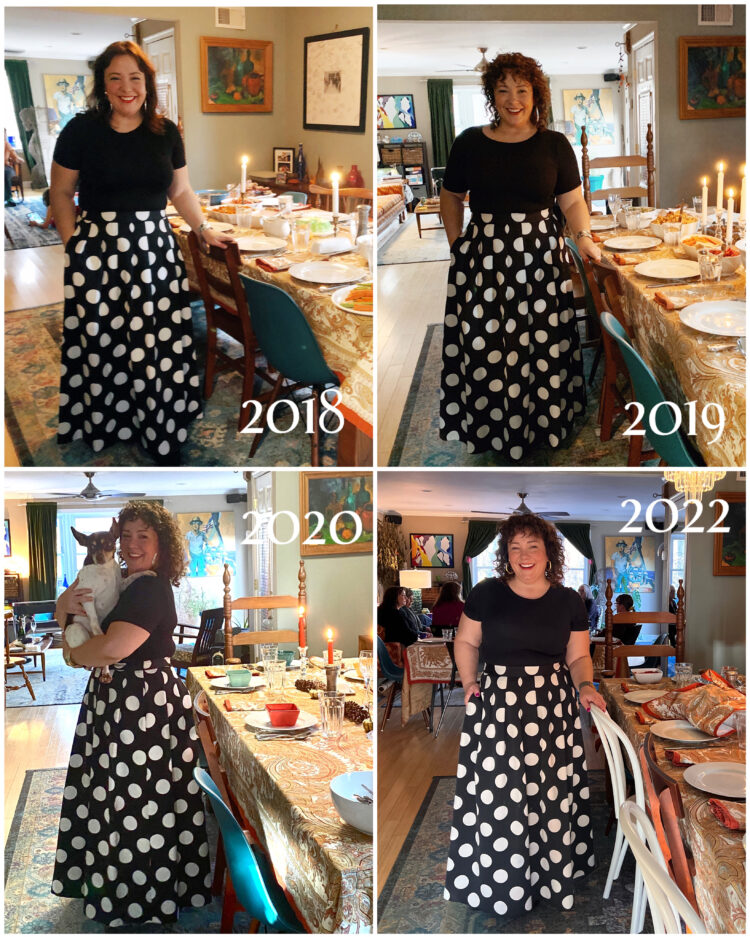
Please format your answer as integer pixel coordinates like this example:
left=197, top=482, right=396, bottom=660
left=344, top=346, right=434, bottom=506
left=589, top=522, right=664, bottom=625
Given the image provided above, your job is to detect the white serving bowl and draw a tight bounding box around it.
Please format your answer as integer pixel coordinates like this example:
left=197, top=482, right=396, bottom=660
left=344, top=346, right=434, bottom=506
left=650, top=217, right=699, bottom=239
left=616, top=207, right=657, bottom=229
left=680, top=235, right=744, bottom=273
left=330, top=771, right=373, bottom=835
left=631, top=668, right=663, bottom=685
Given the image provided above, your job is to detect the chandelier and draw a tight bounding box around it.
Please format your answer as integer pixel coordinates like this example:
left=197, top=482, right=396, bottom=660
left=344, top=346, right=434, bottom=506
left=663, top=470, right=726, bottom=501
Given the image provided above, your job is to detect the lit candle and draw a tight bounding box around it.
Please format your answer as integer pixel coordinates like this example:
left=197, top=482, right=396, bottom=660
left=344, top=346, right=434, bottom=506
left=241, top=155, right=248, bottom=196
left=716, top=162, right=725, bottom=216
left=298, top=605, right=306, bottom=648
left=740, top=165, right=746, bottom=224
left=726, top=188, right=735, bottom=243
left=326, top=628, right=334, bottom=664
left=701, top=177, right=709, bottom=230
left=331, top=172, right=340, bottom=215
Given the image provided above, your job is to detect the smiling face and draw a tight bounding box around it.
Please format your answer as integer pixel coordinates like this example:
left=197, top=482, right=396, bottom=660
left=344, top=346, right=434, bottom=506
left=507, top=530, right=549, bottom=585
left=104, top=54, right=146, bottom=122
left=493, top=72, right=535, bottom=130
left=120, top=518, right=159, bottom=574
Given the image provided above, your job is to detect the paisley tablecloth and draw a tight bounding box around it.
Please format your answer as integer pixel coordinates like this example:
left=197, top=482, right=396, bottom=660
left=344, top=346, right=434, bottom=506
left=599, top=236, right=745, bottom=465
left=600, top=677, right=746, bottom=934
left=186, top=666, right=373, bottom=933
left=401, top=641, right=453, bottom=726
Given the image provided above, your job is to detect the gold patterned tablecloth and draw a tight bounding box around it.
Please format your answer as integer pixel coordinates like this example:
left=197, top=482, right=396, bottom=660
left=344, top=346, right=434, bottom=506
left=401, top=641, right=453, bottom=726
left=600, top=234, right=745, bottom=465
left=174, top=219, right=373, bottom=436
left=186, top=666, right=373, bottom=933
left=600, top=678, right=746, bottom=934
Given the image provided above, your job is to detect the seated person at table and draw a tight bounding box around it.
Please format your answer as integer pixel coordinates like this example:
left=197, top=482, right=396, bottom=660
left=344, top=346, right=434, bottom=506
left=399, top=588, right=428, bottom=636
left=578, top=583, right=600, bottom=633
left=377, top=586, right=417, bottom=647
left=430, top=581, right=464, bottom=636
left=591, top=594, right=642, bottom=642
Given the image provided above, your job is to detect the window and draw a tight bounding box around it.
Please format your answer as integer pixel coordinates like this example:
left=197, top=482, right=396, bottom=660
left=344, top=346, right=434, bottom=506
left=470, top=535, right=499, bottom=586
left=470, top=531, right=589, bottom=590
left=670, top=533, right=686, bottom=593
left=452, top=84, right=488, bottom=137
left=3, top=71, right=21, bottom=148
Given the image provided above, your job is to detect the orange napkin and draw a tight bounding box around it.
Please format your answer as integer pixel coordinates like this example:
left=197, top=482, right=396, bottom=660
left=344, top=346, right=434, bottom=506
left=224, top=699, right=263, bottom=712
left=612, top=253, right=647, bottom=266
left=701, top=668, right=735, bottom=689
left=205, top=668, right=225, bottom=679
left=653, top=291, right=691, bottom=310
left=644, top=685, right=745, bottom=736
left=635, top=710, right=655, bottom=725
left=709, top=799, right=746, bottom=831
left=621, top=682, right=631, bottom=693
left=592, top=233, right=606, bottom=243
left=255, top=256, right=292, bottom=272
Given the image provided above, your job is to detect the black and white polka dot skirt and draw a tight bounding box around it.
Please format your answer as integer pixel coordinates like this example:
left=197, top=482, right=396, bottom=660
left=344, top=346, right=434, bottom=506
left=52, top=659, right=212, bottom=926
left=444, top=661, right=595, bottom=918
left=58, top=210, right=202, bottom=460
left=439, top=209, right=586, bottom=459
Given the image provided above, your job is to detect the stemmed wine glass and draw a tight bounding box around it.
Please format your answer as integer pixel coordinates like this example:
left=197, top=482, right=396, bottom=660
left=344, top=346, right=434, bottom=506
left=358, top=650, right=373, bottom=715
left=607, top=194, right=622, bottom=220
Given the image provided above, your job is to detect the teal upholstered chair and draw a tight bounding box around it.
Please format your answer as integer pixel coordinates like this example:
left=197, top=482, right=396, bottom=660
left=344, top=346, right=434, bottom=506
left=239, top=274, right=340, bottom=466
left=599, top=311, right=701, bottom=467
left=193, top=767, right=304, bottom=933
left=565, top=236, right=602, bottom=383
left=285, top=191, right=308, bottom=205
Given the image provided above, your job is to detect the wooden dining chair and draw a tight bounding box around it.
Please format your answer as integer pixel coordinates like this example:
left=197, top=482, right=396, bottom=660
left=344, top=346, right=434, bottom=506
left=582, top=122, right=655, bottom=211
left=308, top=184, right=373, bottom=215
left=434, top=640, right=461, bottom=739
left=377, top=636, right=403, bottom=731
left=4, top=630, right=36, bottom=701
left=171, top=607, right=224, bottom=677
left=186, top=232, right=274, bottom=430
left=564, top=238, right=602, bottom=384
left=222, top=562, right=306, bottom=663
left=602, top=578, right=685, bottom=674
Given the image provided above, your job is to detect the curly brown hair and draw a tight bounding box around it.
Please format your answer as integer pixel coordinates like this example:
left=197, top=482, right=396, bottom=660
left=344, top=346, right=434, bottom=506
left=117, top=501, right=186, bottom=586
left=88, top=40, right=165, bottom=134
left=494, top=513, right=565, bottom=586
left=482, top=52, right=550, bottom=131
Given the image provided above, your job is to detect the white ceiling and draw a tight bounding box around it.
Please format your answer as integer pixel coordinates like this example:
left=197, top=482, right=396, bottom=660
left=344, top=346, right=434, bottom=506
left=377, top=470, right=676, bottom=522
left=4, top=469, right=248, bottom=502
left=4, top=8, right=140, bottom=60
left=378, top=20, right=631, bottom=78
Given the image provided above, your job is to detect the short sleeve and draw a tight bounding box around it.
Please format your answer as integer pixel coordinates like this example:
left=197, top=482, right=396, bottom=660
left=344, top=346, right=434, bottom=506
left=443, top=128, right=475, bottom=194
left=464, top=578, right=492, bottom=621
left=53, top=115, right=85, bottom=170
left=110, top=575, right=164, bottom=635
left=568, top=589, right=589, bottom=631
left=553, top=133, right=581, bottom=195
left=166, top=120, right=186, bottom=170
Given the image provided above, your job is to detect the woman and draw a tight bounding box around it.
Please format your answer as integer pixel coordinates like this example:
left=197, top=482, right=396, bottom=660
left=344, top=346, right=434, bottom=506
left=578, top=583, right=600, bottom=632
left=52, top=502, right=212, bottom=925
left=50, top=41, right=233, bottom=464
left=377, top=586, right=417, bottom=647
left=444, top=512, right=605, bottom=918
left=439, top=52, right=601, bottom=461
left=430, top=581, right=464, bottom=636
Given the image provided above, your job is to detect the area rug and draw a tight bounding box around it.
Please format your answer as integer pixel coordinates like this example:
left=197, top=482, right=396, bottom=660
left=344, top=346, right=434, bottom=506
left=4, top=301, right=338, bottom=467
left=378, top=208, right=471, bottom=266
left=5, top=768, right=253, bottom=933
left=387, top=324, right=643, bottom=467
left=4, top=199, right=62, bottom=250
left=378, top=771, right=650, bottom=934
left=5, top=648, right=91, bottom=708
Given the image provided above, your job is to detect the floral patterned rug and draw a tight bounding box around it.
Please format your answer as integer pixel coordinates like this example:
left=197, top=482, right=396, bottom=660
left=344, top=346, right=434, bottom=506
left=4, top=648, right=89, bottom=708
left=4, top=199, right=62, bottom=251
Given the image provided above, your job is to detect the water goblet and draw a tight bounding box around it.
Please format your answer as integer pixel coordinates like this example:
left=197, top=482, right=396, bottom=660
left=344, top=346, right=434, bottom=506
left=623, top=207, right=640, bottom=232
left=359, top=650, right=373, bottom=714
left=319, top=692, right=345, bottom=739
left=607, top=193, right=622, bottom=218
left=697, top=248, right=722, bottom=283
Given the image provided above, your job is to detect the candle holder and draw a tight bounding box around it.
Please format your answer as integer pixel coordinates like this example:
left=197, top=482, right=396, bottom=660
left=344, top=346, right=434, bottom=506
left=325, top=663, right=340, bottom=692
left=332, top=213, right=340, bottom=238
left=298, top=645, right=308, bottom=678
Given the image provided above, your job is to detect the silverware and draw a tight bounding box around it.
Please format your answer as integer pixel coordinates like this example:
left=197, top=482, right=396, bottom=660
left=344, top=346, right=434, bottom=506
left=318, top=278, right=366, bottom=293
left=361, top=783, right=373, bottom=795
left=644, top=278, right=701, bottom=288
left=254, top=729, right=314, bottom=741
left=212, top=686, right=258, bottom=694
left=354, top=793, right=373, bottom=804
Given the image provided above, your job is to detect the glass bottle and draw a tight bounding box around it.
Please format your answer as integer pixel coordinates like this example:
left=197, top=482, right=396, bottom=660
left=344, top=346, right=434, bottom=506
left=296, top=144, right=307, bottom=183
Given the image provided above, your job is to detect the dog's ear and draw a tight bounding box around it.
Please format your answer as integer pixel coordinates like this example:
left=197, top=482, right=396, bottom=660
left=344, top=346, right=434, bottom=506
left=110, top=517, right=119, bottom=538
left=71, top=527, right=88, bottom=546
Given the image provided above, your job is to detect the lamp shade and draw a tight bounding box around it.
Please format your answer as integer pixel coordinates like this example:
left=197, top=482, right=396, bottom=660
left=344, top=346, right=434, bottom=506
left=399, top=569, right=432, bottom=588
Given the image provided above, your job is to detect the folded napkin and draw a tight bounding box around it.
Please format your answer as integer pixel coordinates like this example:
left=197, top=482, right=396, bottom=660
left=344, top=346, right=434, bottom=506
left=643, top=684, right=745, bottom=737
left=702, top=668, right=735, bottom=689
left=654, top=291, right=691, bottom=310
left=612, top=253, right=648, bottom=266
left=205, top=668, right=225, bottom=679
left=709, top=798, right=746, bottom=831
left=591, top=233, right=606, bottom=243
left=621, top=682, right=631, bottom=693
left=255, top=256, right=292, bottom=272
left=223, top=699, right=264, bottom=712
left=311, top=237, right=353, bottom=256
left=664, top=748, right=717, bottom=766
left=635, top=710, right=655, bottom=725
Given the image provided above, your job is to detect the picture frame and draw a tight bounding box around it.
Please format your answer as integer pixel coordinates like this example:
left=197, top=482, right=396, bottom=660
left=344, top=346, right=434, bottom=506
left=410, top=533, right=454, bottom=569
left=200, top=36, right=273, bottom=113
left=604, top=536, right=656, bottom=593
left=299, top=472, right=373, bottom=556
left=713, top=492, right=746, bottom=576
left=303, top=27, right=369, bottom=133
left=43, top=73, right=92, bottom=135
left=4, top=519, right=11, bottom=557
left=273, top=147, right=294, bottom=174
left=377, top=93, right=417, bottom=130
left=175, top=511, right=237, bottom=579
left=678, top=36, right=746, bottom=120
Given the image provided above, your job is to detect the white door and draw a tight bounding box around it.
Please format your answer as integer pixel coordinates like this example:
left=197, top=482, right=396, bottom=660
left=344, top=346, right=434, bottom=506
left=144, top=28, right=178, bottom=125
left=632, top=34, right=655, bottom=197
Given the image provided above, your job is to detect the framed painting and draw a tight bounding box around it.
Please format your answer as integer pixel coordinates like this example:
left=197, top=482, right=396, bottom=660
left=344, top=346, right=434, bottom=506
left=562, top=88, right=615, bottom=146
left=200, top=36, right=273, bottom=113
left=43, top=73, right=92, bottom=135
left=679, top=36, right=746, bottom=119
left=273, top=147, right=294, bottom=174
left=299, top=472, right=373, bottom=556
left=377, top=93, right=417, bottom=130
left=410, top=533, right=454, bottom=569
left=175, top=511, right=237, bottom=578
left=604, top=536, right=656, bottom=593
left=4, top=519, right=10, bottom=557
left=303, top=27, right=369, bottom=133
left=713, top=492, right=745, bottom=576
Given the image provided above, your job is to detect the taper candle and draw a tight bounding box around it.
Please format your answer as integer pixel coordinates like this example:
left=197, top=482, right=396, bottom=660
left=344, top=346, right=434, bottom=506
left=701, top=177, right=709, bottom=230
left=298, top=605, right=306, bottom=648
left=726, top=188, right=735, bottom=244
left=740, top=165, right=746, bottom=224
left=331, top=172, right=340, bottom=215
left=326, top=628, right=334, bottom=664
left=716, top=162, right=725, bottom=216
left=241, top=155, right=248, bottom=195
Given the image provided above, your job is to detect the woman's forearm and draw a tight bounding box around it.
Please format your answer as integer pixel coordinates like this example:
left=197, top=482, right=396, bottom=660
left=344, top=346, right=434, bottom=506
left=50, top=191, right=77, bottom=244
left=441, top=190, right=466, bottom=246
left=454, top=637, right=480, bottom=688
left=69, top=634, right=121, bottom=667
left=567, top=654, right=594, bottom=690
left=170, top=187, right=204, bottom=233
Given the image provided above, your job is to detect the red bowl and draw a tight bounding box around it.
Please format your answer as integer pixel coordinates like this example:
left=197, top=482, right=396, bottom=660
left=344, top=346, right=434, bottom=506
left=265, top=703, right=299, bottom=727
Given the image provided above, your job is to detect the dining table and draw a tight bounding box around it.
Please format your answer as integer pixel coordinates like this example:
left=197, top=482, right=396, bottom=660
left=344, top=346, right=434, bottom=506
left=596, top=219, right=746, bottom=466
left=186, top=662, right=373, bottom=933
left=599, top=676, right=746, bottom=934
left=172, top=202, right=373, bottom=466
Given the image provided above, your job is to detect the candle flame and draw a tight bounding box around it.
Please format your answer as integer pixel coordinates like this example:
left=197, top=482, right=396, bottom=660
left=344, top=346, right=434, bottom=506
left=298, top=606, right=305, bottom=616
left=701, top=177, right=708, bottom=186
left=330, top=172, right=340, bottom=183
left=241, top=155, right=249, bottom=166
left=742, top=164, right=746, bottom=177
left=717, top=162, right=725, bottom=172
left=326, top=628, right=333, bottom=640
left=727, top=188, right=735, bottom=198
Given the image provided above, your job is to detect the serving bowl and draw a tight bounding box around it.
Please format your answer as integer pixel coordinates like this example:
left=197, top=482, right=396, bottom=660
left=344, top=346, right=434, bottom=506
left=680, top=234, right=744, bottom=273
left=265, top=703, right=300, bottom=727
left=227, top=668, right=252, bottom=687
left=631, top=668, right=663, bottom=685
left=330, top=771, right=373, bottom=834
left=650, top=213, right=699, bottom=239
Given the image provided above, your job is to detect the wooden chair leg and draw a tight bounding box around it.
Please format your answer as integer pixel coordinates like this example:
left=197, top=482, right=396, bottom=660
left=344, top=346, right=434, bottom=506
left=204, top=317, right=218, bottom=399
left=220, top=869, right=241, bottom=932
left=237, top=349, right=258, bottom=433
left=21, top=664, right=35, bottom=701
left=310, top=389, right=321, bottom=467
left=41, top=653, right=46, bottom=681
left=249, top=373, right=285, bottom=457
left=599, top=376, right=617, bottom=442
left=380, top=682, right=397, bottom=731
left=628, top=428, right=645, bottom=466
left=212, top=835, right=226, bottom=895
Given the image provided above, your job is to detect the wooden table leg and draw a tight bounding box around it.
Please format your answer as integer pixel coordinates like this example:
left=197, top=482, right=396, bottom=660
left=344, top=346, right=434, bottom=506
left=337, top=420, right=373, bottom=466
left=41, top=652, right=46, bottom=681
left=416, top=213, right=423, bottom=238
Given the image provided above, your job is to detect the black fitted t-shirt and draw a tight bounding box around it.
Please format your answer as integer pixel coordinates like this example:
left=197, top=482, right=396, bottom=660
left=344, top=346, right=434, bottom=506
left=443, top=126, right=581, bottom=214
left=464, top=578, right=588, bottom=665
left=53, top=114, right=186, bottom=212
left=102, top=574, right=176, bottom=664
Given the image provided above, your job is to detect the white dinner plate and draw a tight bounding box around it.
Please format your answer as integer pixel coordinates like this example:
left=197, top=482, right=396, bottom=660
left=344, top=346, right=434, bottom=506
left=633, top=259, right=701, bottom=280
left=623, top=689, right=669, bottom=704
left=255, top=660, right=301, bottom=671
left=343, top=669, right=364, bottom=682
left=683, top=762, right=746, bottom=798
left=180, top=221, right=233, bottom=234
left=260, top=196, right=280, bottom=207
left=590, top=216, right=618, bottom=231
left=649, top=719, right=716, bottom=743
left=210, top=675, right=265, bottom=690
left=603, top=235, right=662, bottom=251
left=165, top=205, right=179, bottom=216
left=244, top=709, right=318, bottom=732
left=235, top=234, right=287, bottom=254
left=679, top=300, right=746, bottom=337
left=330, top=283, right=373, bottom=316
left=289, top=261, right=362, bottom=285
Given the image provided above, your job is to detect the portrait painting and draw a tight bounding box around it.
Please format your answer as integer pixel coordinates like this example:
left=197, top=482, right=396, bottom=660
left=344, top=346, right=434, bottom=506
left=43, top=73, right=92, bottom=135
left=604, top=536, right=656, bottom=594
left=410, top=533, right=454, bottom=569
left=563, top=88, right=615, bottom=146
left=299, top=472, right=373, bottom=556
left=200, top=37, right=273, bottom=113
left=175, top=511, right=236, bottom=579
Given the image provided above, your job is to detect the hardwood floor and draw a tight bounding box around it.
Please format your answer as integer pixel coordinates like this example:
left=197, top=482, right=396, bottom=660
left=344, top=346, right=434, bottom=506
left=4, top=244, right=65, bottom=311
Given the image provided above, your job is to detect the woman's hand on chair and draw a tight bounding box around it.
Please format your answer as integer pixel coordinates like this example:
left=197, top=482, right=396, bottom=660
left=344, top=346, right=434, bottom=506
left=577, top=236, right=601, bottom=263
left=580, top=683, right=607, bottom=712
left=201, top=228, right=236, bottom=250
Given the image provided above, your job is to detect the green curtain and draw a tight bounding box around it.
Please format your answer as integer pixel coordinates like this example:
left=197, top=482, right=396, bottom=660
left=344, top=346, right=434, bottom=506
left=462, top=520, right=498, bottom=599
left=26, top=502, right=57, bottom=600
left=556, top=522, right=597, bottom=583
left=545, top=76, right=554, bottom=126
left=427, top=78, right=455, bottom=168
left=5, top=60, right=35, bottom=168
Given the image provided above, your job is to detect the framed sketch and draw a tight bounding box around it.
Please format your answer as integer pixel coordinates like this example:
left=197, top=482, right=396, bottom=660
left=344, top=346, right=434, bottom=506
left=303, top=27, right=369, bottom=133
left=4, top=519, right=11, bottom=557
left=713, top=492, right=746, bottom=576
left=175, top=511, right=237, bottom=579
left=410, top=533, right=454, bottom=569
left=273, top=147, right=294, bottom=174
left=562, top=88, right=615, bottom=146
left=679, top=36, right=746, bottom=119
left=377, top=93, right=417, bottom=130
left=43, top=73, right=92, bottom=135
left=200, top=36, right=273, bottom=113
left=604, top=536, right=656, bottom=593
left=299, top=472, right=373, bottom=556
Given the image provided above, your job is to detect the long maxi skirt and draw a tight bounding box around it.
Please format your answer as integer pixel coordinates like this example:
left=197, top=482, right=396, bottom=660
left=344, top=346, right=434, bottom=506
left=51, top=658, right=213, bottom=926
left=57, top=209, right=202, bottom=460
left=439, top=209, right=586, bottom=460
left=444, top=662, right=596, bottom=917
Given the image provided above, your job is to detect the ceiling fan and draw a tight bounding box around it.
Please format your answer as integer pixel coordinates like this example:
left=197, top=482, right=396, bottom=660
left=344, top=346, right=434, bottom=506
left=47, top=472, right=146, bottom=502
left=437, top=46, right=491, bottom=74
left=471, top=492, right=570, bottom=520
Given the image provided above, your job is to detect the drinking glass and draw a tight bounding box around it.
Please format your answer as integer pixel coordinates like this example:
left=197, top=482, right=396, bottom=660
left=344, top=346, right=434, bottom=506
left=623, top=207, right=640, bottom=232
left=265, top=661, right=286, bottom=698
left=235, top=206, right=253, bottom=229
left=607, top=193, right=622, bottom=218
left=359, top=651, right=373, bottom=714
left=291, top=220, right=311, bottom=252
left=674, top=662, right=694, bottom=687
left=698, top=248, right=722, bottom=283
left=722, top=666, right=739, bottom=688
left=692, top=195, right=703, bottom=217
left=319, top=692, right=345, bottom=738
left=735, top=709, right=746, bottom=751
left=259, top=643, right=278, bottom=666
left=29, top=616, right=37, bottom=635
left=662, top=222, right=681, bottom=247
